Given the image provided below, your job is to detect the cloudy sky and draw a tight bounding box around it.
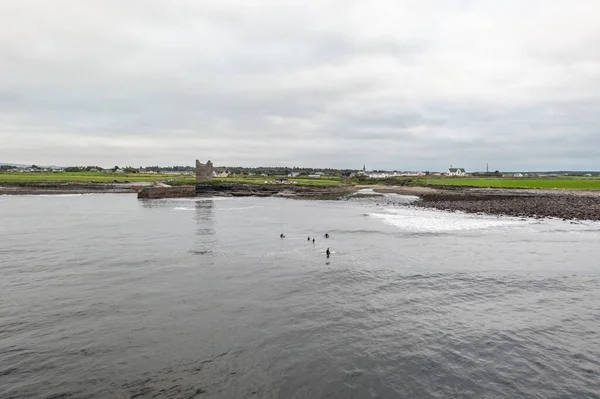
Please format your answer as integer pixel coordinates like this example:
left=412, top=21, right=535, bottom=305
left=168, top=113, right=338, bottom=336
left=1, top=0, right=599, bottom=170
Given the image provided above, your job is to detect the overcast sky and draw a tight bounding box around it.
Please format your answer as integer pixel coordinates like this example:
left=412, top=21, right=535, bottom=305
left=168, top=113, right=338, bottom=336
left=1, top=1, right=599, bottom=170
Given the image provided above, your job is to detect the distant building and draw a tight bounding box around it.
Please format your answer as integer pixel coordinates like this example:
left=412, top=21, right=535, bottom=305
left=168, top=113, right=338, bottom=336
left=275, top=177, right=297, bottom=184
left=447, top=167, right=466, bottom=176
left=288, top=172, right=300, bottom=177
left=513, top=173, right=524, bottom=178
left=367, top=172, right=389, bottom=178
left=213, top=170, right=230, bottom=178
left=307, top=174, right=321, bottom=178
left=196, top=159, right=213, bottom=181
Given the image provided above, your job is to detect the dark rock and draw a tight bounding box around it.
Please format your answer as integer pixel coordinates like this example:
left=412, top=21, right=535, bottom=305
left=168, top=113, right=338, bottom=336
left=137, top=186, right=196, bottom=199
left=195, top=184, right=353, bottom=200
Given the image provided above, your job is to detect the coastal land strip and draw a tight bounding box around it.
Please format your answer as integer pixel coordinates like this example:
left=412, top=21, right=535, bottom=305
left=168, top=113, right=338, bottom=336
left=2, top=182, right=600, bottom=221
left=366, top=185, right=600, bottom=221
left=0, top=183, right=146, bottom=195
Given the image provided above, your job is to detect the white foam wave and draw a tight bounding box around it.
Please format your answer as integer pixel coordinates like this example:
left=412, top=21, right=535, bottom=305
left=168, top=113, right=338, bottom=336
left=368, top=208, right=527, bottom=233
left=34, top=194, right=86, bottom=197
left=221, top=206, right=263, bottom=211
left=353, top=188, right=380, bottom=195
left=173, top=207, right=194, bottom=211
left=166, top=197, right=232, bottom=202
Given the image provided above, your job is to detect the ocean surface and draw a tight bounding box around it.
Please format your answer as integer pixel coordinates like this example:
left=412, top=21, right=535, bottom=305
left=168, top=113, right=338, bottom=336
left=1, top=193, right=599, bottom=398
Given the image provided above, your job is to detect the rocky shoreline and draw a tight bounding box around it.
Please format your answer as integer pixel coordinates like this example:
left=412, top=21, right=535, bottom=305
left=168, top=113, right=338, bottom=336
left=0, top=182, right=355, bottom=200
left=195, top=183, right=355, bottom=199
left=0, top=183, right=144, bottom=195
left=4, top=183, right=600, bottom=221
left=411, top=188, right=600, bottom=221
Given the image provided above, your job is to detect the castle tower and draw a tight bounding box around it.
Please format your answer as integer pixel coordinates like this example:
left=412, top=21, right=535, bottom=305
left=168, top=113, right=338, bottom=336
left=196, top=159, right=214, bottom=181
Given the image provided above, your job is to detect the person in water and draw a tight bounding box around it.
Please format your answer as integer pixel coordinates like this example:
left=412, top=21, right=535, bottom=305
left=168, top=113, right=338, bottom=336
left=326, top=248, right=330, bottom=258
left=325, top=233, right=329, bottom=238
left=307, top=236, right=311, bottom=241
left=312, top=238, right=315, bottom=244
left=280, top=233, right=285, bottom=238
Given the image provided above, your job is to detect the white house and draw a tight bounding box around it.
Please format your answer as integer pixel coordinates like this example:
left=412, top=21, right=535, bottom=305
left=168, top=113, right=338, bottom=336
left=513, top=173, right=523, bottom=178
left=447, top=167, right=466, bottom=176
left=368, top=172, right=391, bottom=178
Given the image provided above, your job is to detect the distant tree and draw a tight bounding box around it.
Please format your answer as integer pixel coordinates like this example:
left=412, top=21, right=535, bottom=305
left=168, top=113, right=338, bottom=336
left=0, top=165, right=17, bottom=171
left=65, top=167, right=82, bottom=172
left=112, top=166, right=119, bottom=172
left=82, top=165, right=102, bottom=171
left=123, top=166, right=139, bottom=173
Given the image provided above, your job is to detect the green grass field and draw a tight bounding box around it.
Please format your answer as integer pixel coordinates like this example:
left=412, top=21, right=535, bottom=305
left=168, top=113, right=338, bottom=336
left=0, top=172, right=176, bottom=184
left=5, top=172, right=598, bottom=190
left=0, top=172, right=345, bottom=188
left=424, top=178, right=600, bottom=190
left=173, top=175, right=345, bottom=187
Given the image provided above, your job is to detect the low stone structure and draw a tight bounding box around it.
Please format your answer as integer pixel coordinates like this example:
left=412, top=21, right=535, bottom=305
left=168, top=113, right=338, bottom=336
left=196, top=160, right=213, bottom=181
left=137, top=186, right=196, bottom=199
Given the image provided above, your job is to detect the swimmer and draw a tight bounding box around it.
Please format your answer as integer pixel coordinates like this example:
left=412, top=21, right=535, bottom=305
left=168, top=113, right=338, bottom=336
left=312, top=238, right=315, bottom=244
left=325, top=233, right=329, bottom=239
left=326, top=248, right=330, bottom=258
left=280, top=233, right=285, bottom=238
left=307, top=236, right=311, bottom=241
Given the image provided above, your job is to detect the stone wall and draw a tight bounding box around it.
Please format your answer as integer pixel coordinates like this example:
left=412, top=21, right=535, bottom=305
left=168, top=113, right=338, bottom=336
left=137, top=186, right=196, bottom=199
left=196, top=159, right=213, bottom=181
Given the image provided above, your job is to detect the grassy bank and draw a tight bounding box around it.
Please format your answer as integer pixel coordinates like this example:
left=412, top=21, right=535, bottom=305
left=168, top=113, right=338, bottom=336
left=423, top=178, right=600, bottom=190
left=352, top=175, right=600, bottom=190
left=172, top=175, right=345, bottom=187
left=4, top=172, right=599, bottom=190
left=0, top=172, right=176, bottom=184
left=0, top=172, right=345, bottom=188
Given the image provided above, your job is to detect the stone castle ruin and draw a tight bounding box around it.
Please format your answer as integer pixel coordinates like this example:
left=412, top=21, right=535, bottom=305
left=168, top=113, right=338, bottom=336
left=196, top=159, right=213, bottom=181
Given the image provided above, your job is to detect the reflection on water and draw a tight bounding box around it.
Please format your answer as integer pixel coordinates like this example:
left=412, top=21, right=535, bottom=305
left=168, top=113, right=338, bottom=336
left=195, top=199, right=214, bottom=228
left=193, top=199, right=216, bottom=256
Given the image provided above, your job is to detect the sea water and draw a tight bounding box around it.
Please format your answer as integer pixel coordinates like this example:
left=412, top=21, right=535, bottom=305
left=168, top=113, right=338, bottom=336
left=1, top=194, right=599, bottom=398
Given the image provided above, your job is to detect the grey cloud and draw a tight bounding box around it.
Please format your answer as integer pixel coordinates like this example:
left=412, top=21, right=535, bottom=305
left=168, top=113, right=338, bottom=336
left=1, top=0, right=600, bottom=170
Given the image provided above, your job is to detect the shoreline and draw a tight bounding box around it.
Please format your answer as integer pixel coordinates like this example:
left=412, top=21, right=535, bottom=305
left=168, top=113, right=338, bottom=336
left=368, top=185, right=600, bottom=221
left=0, top=182, right=356, bottom=200
left=3, top=183, right=600, bottom=221
left=0, top=183, right=142, bottom=195
left=194, top=183, right=355, bottom=199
